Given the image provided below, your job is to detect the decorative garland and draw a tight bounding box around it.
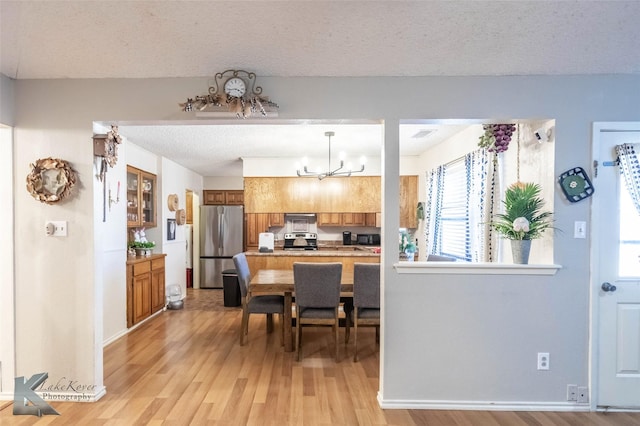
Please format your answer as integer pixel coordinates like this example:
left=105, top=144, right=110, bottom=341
left=478, top=124, right=516, bottom=153
left=26, top=157, right=77, bottom=204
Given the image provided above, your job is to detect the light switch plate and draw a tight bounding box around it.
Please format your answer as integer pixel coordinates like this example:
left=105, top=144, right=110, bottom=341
left=574, top=221, right=586, bottom=239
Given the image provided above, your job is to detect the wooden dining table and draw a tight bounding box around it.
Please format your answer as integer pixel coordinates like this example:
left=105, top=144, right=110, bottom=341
left=249, top=269, right=353, bottom=352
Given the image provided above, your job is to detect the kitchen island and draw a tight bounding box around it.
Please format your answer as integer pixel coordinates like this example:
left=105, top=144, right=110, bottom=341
left=245, top=248, right=380, bottom=281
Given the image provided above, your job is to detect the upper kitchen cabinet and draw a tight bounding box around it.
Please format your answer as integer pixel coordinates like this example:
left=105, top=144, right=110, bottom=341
left=203, top=190, right=244, bottom=205
left=244, top=177, right=380, bottom=213
left=127, top=165, right=157, bottom=228
left=400, top=175, right=418, bottom=229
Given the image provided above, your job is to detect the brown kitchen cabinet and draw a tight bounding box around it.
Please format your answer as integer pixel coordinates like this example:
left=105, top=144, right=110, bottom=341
left=342, top=213, right=366, bottom=226
left=203, top=190, right=244, bottom=205
left=318, top=213, right=343, bottom=226
left=244, top=177, right=380, bottom=213
left=185, top=190, right=193, bottom=224
left=400, top=175, right=418, bottom=229
left=269, top=213, right=285, bottom=227
left=127, top=254, right=166, bottom=328
left=318, top=212, right=373, bottom=227
left=365, top=212, right=381, bottom=227
left=127, top=166, right=157, bottom=228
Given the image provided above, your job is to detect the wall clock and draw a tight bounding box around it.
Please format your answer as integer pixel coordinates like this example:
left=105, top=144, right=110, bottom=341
left=93, top=126, right=122, bottom=169
left=179, top=69, right=279, bottom=118
left=224, top=77, right=246, bottom=98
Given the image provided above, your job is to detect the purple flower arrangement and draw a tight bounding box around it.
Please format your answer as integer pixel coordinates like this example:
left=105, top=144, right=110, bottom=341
left=478, top=124, right=516, bottom=153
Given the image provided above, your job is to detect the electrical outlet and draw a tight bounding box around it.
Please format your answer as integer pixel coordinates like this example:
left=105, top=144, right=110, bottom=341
left=577, top=386, right=589, bottom=403
left=45, top=221, right=67, bottom=237
left=537, top=352, right=550, bottom=370
left=567, top=384, right=578, bottom=401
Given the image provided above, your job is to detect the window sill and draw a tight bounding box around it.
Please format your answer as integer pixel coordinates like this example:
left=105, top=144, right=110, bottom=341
left=393, top=262, right=561, bottom=275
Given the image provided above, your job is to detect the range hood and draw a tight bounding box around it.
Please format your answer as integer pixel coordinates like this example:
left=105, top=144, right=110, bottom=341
left=284, top=213, right=317, bottom=233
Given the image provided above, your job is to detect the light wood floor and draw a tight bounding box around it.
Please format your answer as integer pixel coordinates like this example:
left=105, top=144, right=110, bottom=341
left=1, top=289, right=639, bottom=425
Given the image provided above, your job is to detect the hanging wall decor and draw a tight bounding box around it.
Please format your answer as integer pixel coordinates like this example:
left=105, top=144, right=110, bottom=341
left=179, top=69, right=279, bottom=119
left=26, top=157, right=78, bottom=204
left=167, top=194, right=179, bottom=211
left=94, top=125, right=123, bottom=181
left=175, top=209, right=187, bottom=225
left=558, top=167, right=594, bottom=203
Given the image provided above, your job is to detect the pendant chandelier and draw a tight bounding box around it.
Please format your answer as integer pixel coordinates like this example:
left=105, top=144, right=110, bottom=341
left=296, top=131, right=366, bottom=180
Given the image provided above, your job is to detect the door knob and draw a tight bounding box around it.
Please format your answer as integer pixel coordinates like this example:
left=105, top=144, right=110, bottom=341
left=601, top=282, right=617, bottom=292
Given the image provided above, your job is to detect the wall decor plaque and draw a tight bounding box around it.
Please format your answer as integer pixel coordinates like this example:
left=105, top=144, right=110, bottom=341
left=26, top=157, right=77, bottom=204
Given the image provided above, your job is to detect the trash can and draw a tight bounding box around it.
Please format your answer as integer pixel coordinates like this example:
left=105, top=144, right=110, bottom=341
left=222, top=269, right=241, bottom=307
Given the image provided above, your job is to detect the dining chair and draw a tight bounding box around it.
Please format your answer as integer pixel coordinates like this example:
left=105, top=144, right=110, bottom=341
left=233, top=253, right=285, bottom=346
left=426, top=254, right=456, bottom=261
left=352, top=263, right=380, bottom=362
left=293, top=262, right=343, bottom=362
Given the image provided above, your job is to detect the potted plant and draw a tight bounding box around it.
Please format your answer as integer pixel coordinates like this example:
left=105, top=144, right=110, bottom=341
left=399, top=231, right=416, bottom=261
left=128, top=241, right=155, bottom=257
left=491, top=182, right=553, bottom=264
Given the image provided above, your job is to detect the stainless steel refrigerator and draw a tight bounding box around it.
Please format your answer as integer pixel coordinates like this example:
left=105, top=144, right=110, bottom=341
left=199, top=205, right=244, bottom=288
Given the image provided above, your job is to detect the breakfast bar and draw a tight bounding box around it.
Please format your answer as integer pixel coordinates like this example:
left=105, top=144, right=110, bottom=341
left=244, top=249, right=380, bottom=283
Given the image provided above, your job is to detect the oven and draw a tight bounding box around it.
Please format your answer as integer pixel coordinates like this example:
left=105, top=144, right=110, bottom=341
left=283, top=232, right=318, bottom=250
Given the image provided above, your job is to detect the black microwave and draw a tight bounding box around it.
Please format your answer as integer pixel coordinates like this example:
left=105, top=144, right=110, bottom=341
left=357, top=234, right=380, bottom=245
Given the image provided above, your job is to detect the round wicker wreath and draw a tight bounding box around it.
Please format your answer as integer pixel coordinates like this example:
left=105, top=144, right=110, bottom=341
left=26, top=157, right=77, bottom=204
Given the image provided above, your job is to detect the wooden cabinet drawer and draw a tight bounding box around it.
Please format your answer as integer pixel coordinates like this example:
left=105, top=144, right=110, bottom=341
left=151, top=258, right=165, bottom=270
left=133, top=261, right=151, bottom=276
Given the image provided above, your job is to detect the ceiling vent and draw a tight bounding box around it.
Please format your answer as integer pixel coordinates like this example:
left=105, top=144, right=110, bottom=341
left=411, top=129, right=436, bottom=139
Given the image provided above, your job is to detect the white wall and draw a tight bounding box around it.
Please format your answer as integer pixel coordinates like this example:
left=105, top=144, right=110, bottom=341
left=101, top=139, right=203, bottom=345
left=203, top=176, right=243, bottom=190
left=159, top=157, right=203, bottom=301
left=7, top=75, right=640, bottom=407
left=0, top=125, right=15, bottom=397
left=0, top=74, right=15, bottom=397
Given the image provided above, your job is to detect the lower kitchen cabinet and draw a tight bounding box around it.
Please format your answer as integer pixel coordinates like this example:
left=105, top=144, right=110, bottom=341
left=127, top=254, right=166, bottom=327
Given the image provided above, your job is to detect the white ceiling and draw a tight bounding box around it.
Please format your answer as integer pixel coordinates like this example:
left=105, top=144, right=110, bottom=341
left=114, top=120, right=467, bottom=176
left=3, top=1, right=639, bottom=176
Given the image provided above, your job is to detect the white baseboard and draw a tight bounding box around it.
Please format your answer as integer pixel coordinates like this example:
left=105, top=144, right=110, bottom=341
left=377, top=393, right=590, bottom=412
left=103, top=309, right=164, bottom=347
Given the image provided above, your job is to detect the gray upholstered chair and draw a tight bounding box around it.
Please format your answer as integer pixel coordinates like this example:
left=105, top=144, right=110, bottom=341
left=233, top=253, right=285, bottom=346
left=293, top=262, right=343, bottom=362
left=426, top=254, right=456, bottom=262
left=352, top=263, right=380, bottom=362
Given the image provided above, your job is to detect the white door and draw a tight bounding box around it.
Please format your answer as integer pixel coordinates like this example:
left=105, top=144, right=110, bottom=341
left=594, top=122, right=640, bottom=409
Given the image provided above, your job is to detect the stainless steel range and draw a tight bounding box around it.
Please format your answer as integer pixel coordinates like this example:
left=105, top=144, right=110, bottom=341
left=283, top=232, right=318, bottom=250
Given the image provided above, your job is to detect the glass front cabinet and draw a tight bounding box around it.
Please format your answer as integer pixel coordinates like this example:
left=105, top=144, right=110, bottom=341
left=127, top=165, right=157, bottom=228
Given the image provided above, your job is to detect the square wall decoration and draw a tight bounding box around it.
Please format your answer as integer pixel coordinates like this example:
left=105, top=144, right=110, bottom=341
left=167, top=219, right=176, bottom=241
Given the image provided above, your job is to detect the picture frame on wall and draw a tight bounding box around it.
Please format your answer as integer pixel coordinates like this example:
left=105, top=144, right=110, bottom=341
left=167, top=218, right=176, bottom=241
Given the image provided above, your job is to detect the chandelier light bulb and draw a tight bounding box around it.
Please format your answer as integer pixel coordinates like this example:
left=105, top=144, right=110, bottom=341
left=360, top=156, right=366, bottom=166
left=301, top=156, right=308, bottom=166
left=339, top=151, right=346, bottom=161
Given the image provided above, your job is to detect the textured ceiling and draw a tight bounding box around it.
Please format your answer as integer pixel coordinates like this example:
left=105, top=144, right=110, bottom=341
left=2, top=1, right=639, bottom=79
left=115, top=120, right=467, bottom=176
left=3, top=1, right=639, bottom=176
